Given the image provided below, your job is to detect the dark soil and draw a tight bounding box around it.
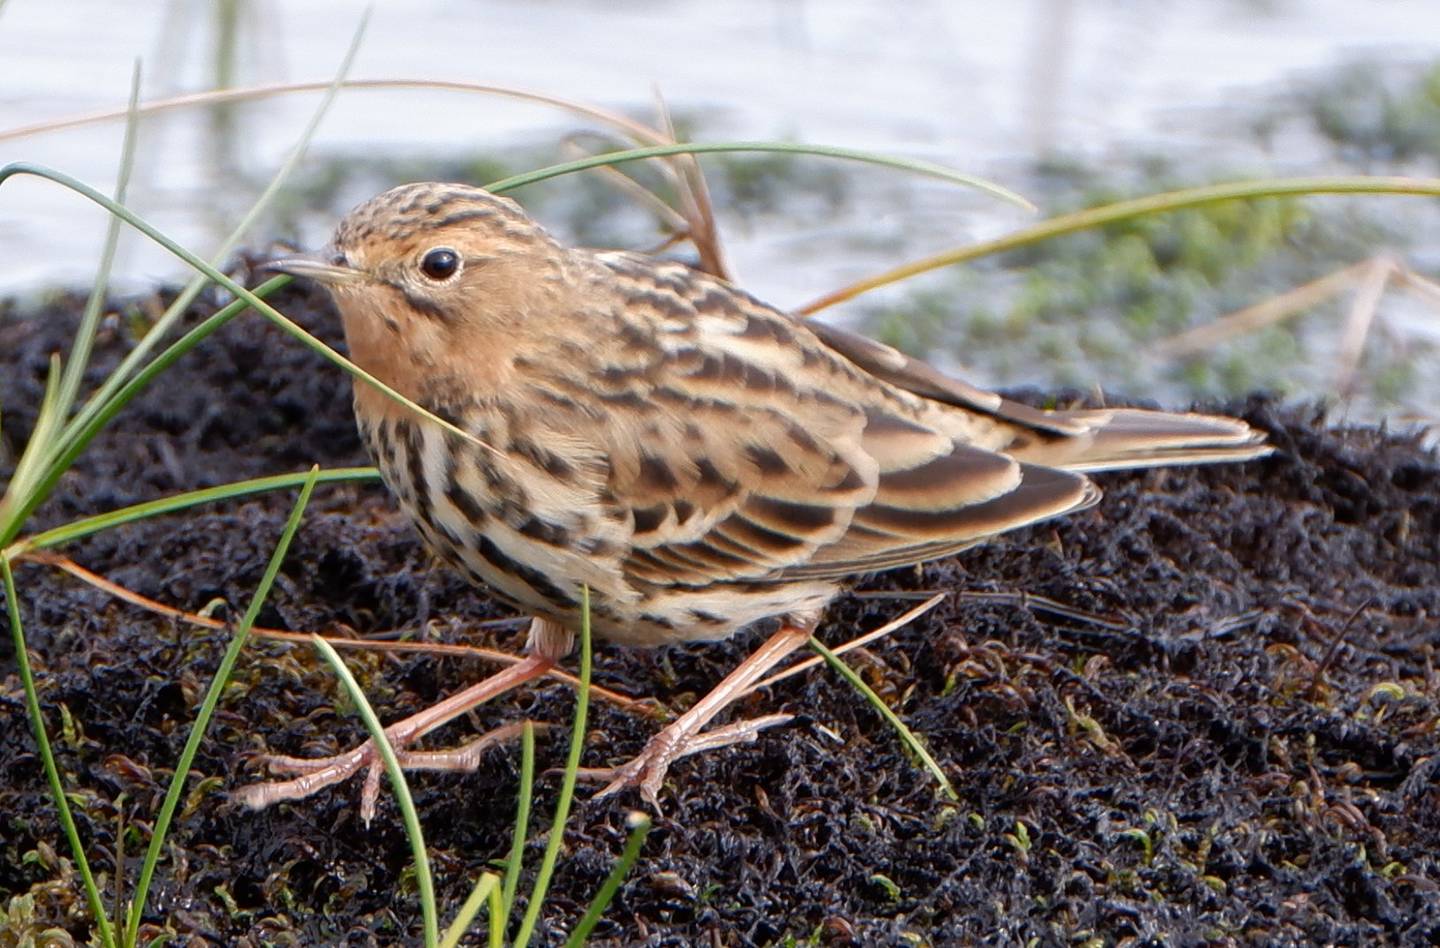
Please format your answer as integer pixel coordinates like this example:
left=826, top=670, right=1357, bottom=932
left=2, top=281, right=1438, bottom=946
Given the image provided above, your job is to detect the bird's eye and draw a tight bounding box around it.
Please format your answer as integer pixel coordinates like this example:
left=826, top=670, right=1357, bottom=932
left=419, top=247, right=460, bottom=281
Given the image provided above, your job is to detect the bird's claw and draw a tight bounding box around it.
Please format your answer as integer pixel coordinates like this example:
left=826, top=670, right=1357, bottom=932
left=235, top=721, right=533, bottom=824
left=580, top=712, right=796, bottom=811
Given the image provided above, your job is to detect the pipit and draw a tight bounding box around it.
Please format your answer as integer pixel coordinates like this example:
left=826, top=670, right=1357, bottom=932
left=252, top=182, right=1270, bottom=818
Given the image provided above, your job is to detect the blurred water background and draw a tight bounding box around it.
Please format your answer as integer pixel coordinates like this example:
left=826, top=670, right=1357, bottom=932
left=2, top=0, right=1437, bottom=423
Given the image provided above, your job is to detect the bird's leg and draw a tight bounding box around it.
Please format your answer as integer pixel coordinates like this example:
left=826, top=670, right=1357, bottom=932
left=588, top=618, right=814, bottom=807
left=236, top=617, right=572, bottom=822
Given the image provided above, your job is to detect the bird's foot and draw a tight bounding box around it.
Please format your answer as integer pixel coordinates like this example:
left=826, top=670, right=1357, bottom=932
left=582, top=712, right=794, bottom=810
left=237, top=720, right=534, bottom=824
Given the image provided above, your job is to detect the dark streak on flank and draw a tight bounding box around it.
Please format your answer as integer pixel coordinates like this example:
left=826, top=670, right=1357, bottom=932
left=516, top=516, right=571, bottom=546
left=474, top=533, right=575, bottom=607
left=406, top=423, right=432, bottom=526
left=444, top=473, right=487, bottom=526
left=510, top=438, right=576, bottom=480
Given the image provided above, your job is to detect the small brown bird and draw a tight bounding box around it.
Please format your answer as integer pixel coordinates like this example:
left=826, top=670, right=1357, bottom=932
left=250, top=182, right=1270, bottom=816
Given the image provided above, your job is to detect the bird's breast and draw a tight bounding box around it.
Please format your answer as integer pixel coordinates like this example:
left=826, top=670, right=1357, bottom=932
left=356, top=399, right=638, bottom=625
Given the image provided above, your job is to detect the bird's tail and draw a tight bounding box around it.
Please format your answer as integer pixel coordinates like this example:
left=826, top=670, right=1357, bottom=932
left=1001, top=407, right=1273, bottom=473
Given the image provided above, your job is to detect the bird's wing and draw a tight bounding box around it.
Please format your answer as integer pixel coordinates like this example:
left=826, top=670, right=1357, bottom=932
left=575, top=253, right=1098, bottom=589
left=807, top=320, right=1271, bottom=471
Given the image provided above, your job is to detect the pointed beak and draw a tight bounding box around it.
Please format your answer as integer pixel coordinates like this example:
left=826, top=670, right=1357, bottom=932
left=260, top=249, right=367, bottom=286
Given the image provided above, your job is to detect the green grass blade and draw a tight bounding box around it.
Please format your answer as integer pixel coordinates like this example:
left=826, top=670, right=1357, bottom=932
left=56, top=59, right=142, bottom=419
left=488, top=880, right=504, bottom=948
left=66, top=12, right=369, bottom=432
left=0, top=276, right=299, bottom=546
left=10, top=466, right=378, bottom=555
left=500, top=720, right=536, bottom=926
left=439, top=871, right=501, bottom=948
left=513, top=587, right=593, bottom=948
left=3, top=558, right=118, bottom=948
left=808, top=635, right=957, bottom=801
left=124, top=466, right=322, bottom=945
left=0, top=11, right=372, bottom=551
left=2, top=354, right=65, bottom=519
left=309, top=633, right=438, bottom=948
left=562, top=810, right=652, bottom=947
left=486, top=140, right=1034, bottom=211
left=0, top=164, right=486, bottom=471
left=798, top=174, right=1440, bottom=315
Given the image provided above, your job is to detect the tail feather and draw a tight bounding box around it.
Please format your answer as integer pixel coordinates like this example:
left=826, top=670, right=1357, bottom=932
left=1001, top=407, right=1273, bottom=473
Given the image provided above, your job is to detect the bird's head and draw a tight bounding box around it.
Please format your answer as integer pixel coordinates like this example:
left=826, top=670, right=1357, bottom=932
left=264, top=182, right=575, bottom=405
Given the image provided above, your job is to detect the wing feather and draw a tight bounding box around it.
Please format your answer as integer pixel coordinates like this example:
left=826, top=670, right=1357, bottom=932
left=569, top=254, right=1108, bottom=592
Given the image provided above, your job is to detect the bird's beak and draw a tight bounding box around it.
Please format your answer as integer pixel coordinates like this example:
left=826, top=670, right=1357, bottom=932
left=260, top=249, right=367, bottom=286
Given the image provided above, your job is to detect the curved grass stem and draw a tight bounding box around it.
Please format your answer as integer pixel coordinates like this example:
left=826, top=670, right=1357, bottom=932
left=124, top=467, right=321, bottom=945
left=799, top=175, right=1440, bottom=315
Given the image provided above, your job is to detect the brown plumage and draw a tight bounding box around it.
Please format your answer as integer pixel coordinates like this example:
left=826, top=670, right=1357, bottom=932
left=250, top=182, right=1270, bottom=814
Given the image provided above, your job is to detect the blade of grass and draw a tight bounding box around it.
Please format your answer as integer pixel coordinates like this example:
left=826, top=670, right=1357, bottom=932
left=807, top=635, right=957, bottom=801
left=67, top=12, right=369, bottom=429
left=3, top=557, right=118, bottom=948
left=0, top=276, right=299, bottom=546
left=439, top=872, right=501, bottom=948
left=797, top=175, right=1440, bottom=315
left=0, top=15, right=370, bottom=548
left=56, top=59, right=142, bottom=418
left=500, top=720, right=537, bottom=925
left=8, top=466, right=377, bottom=556
left=488, top=878, right=505, bottom=948
left=2, top=163, right=479, bottom=449
left=651, top=87, right=729, bottom=279
left=0, top=79, right=668, bottom=150
left=1150, top=260, right=1371, bottom=358
left=513, top=586, right=593, bottom=948
left=562, top=810, right=652, bottom=948
left=14, top=551, right=651, bottom=710
left=745, top=593, right=946, bottom=696
left=0, top=164, right=484, bottom=542
left=111, top=802, right=126, bottom=941
left=309, top=632, right=438, bottom=948
left=2, top=355, right=65, bottom=517
left=486, top=141, right=1034, bottom=211
left=123, top=466, right=321, bottom=945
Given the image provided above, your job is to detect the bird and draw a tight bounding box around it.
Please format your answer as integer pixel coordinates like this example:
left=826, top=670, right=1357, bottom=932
left=248, top=181, right=1271, bottom=818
